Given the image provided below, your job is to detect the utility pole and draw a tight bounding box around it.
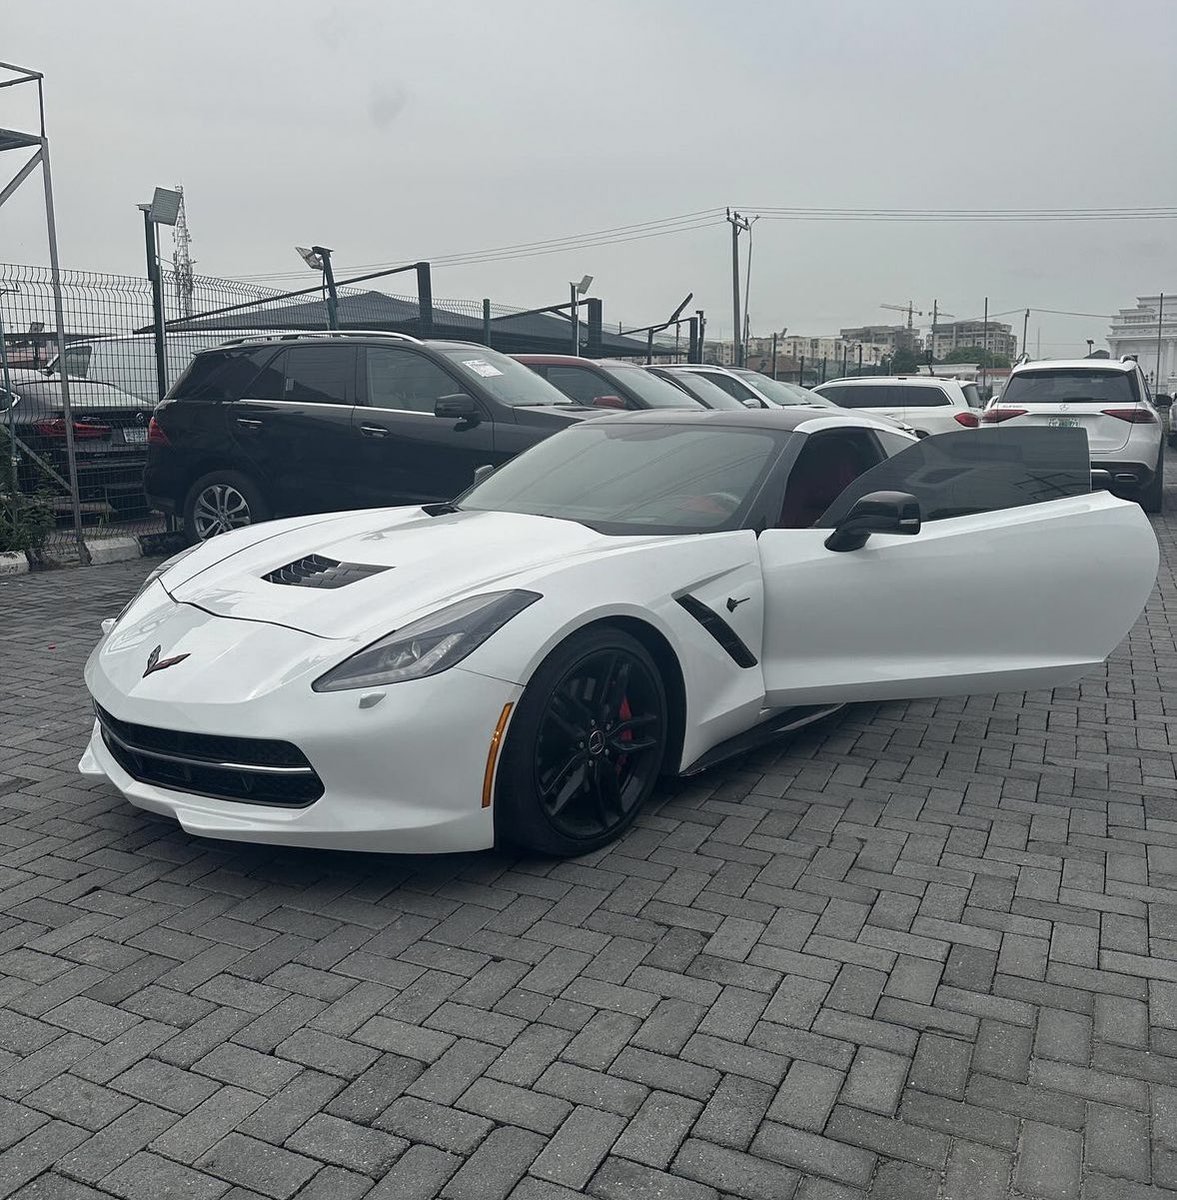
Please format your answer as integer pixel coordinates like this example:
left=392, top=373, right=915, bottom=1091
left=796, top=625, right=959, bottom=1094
left=929, top=299, right=939, bottom=367
left=1156, top=293, right=1165, bottom=392
left=771, top=331, right=778, bottom=379
left=727, top=209, right=752, bottom=366
left=982, top=296, right=989, bottom=398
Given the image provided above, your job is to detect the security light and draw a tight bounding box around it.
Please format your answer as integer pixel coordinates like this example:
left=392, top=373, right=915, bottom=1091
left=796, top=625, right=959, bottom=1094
left=147, top=187, right=182, bottom=227
left=296, top=246, right=325, bottom=271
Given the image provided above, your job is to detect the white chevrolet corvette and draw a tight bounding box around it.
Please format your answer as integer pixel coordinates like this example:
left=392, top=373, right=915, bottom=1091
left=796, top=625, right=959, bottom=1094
left=82, top=409, right=1158, bottom=857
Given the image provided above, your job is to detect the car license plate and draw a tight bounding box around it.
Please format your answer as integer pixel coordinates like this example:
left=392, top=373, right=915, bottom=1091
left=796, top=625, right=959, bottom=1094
left=122, top=427, right=148, bottom=444
left=1048, top=418, right=1080, bottom=428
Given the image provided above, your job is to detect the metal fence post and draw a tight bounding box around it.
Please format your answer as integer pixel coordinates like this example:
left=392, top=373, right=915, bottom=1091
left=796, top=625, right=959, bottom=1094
left=586, top=298, right=602, bottom=358
left=771, top=332, right=778, bottom=379
left=41, top=132, right=87, bottom=562
left=482, top=298, right=491, bottom=348
left=798, top=354, right=804, bottom=385
left=687, top=317, right=699, bottom=364
left=821, top=355, right=828, bottom=383
left=416, top=262, right=433, bottom=337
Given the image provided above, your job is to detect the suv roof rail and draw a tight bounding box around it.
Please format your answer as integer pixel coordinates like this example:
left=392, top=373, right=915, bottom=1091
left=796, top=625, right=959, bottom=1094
left=1014, top=352, right=1032, bottom=366
left=215, top=330, right=425, bottom=348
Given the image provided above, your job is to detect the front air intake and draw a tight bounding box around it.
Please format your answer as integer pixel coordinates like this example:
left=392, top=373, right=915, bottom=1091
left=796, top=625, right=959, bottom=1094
left=263, top=554, right=390, bottom=589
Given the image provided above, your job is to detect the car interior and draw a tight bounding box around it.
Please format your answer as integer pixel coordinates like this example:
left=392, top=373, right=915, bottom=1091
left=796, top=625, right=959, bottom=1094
left=778, top=431, right=884, bottom=528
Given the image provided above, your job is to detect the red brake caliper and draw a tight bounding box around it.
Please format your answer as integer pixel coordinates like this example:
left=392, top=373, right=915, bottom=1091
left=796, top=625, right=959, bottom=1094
left=616, top=696, right=633, bottom=772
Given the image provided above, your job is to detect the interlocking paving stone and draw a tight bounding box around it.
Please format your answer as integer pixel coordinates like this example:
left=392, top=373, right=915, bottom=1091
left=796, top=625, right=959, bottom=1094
left=4, top=518, right=1177, bottom=1196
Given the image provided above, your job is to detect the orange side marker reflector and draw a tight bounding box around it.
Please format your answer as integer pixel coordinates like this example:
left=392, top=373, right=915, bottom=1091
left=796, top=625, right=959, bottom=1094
left=482, top=703, right=514, bottom=808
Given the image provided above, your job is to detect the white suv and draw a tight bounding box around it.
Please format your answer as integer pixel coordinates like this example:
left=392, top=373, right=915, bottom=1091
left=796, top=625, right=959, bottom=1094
left=982, top=357, right=1164, bottom=513
left=812, top=376, right=984, bottom=436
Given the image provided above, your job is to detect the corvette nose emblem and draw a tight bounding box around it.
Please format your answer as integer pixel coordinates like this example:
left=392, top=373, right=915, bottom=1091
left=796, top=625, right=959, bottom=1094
left=143, top=645, right=189, bottom=678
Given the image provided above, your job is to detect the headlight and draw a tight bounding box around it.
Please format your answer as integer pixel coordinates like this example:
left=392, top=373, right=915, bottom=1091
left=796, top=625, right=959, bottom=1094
left=112, top=543, right=200, bottom=627
left=312, top=590, right=540, bottom=692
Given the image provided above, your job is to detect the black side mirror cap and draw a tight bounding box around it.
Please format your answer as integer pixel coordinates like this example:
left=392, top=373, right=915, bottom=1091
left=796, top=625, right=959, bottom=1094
left=824, top=490, right=921, bottom=553
left=435, top=394, right=479, bottom=420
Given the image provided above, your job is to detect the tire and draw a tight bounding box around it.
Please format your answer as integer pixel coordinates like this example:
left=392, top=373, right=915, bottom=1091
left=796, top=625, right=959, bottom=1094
left=495, top=626, right=668, bottom=856
left=1140, top=447, right=1164, bottom=515
left=182, top=470, right=271, bottom=544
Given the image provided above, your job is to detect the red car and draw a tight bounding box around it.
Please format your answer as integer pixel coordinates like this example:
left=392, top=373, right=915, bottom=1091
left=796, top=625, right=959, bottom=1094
left=515, top=355, right=708, bottom=412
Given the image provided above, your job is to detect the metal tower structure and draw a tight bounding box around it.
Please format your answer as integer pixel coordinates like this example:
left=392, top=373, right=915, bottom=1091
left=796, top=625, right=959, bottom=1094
left=171, top=185, right=194, bottom=319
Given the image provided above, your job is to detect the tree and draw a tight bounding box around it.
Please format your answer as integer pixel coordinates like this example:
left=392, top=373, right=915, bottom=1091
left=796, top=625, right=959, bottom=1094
left=942, top=345, right=1010, bottom=368
left=890, top=348, right=921, bottom=374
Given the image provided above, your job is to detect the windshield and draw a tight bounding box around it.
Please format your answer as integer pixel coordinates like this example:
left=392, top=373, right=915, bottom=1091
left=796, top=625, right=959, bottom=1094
left=1002, top=369, right=1138, bottom=406
left=732, top=369, right=824, bottom=408
left=655, top=371, right=747, bottom=411
left=438, top=347, right=575, bottom=407
left=607, top=367, right=701, bottom=409
left=459, top=421, right=787, bottom=534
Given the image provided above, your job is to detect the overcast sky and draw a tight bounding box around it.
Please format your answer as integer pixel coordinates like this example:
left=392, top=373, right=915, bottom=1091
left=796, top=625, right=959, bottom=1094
left=3, top=0, right=1176, bottom=354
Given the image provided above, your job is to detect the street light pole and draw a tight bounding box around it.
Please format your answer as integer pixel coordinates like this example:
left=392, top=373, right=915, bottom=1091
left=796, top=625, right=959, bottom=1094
left=570, top=282, right=578, bottom=355
left=1156, top=293, right=1166, bottom=391
left=140, top=205, right=169, bottom=404
left=313, top=246, right=339, bottom=331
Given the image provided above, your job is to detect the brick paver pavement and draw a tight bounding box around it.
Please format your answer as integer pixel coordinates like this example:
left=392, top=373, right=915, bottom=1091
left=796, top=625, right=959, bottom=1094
left=1, top=492, right=1176, bottom=1199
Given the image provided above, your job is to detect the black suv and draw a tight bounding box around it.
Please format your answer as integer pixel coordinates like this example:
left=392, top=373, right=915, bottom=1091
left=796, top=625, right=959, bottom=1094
left=145, top=332, right=591, bottom=542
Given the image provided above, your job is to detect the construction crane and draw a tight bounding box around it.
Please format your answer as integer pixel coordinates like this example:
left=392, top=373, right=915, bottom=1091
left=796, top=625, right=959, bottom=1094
left=881, top=301, right=922, bottom=328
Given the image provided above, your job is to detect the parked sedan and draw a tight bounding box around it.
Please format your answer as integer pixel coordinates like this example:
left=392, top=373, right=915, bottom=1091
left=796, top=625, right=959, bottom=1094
left=645, top=366, right=754, bottom=410
left=83, top=410, right=1155, bottom=857
left=516, top=355, right=701, bottom=411
left=1, top=374, right=154, bottom=520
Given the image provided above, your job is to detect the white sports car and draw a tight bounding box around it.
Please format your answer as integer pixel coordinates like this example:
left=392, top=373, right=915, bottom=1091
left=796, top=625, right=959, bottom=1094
left=81, top=409, right=1158, bottom=857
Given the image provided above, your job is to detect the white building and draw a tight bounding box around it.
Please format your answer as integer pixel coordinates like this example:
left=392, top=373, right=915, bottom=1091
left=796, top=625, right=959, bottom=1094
left=779, top=336, right=889, bottom=366
left=1107, top=295, right=1177, bottom=394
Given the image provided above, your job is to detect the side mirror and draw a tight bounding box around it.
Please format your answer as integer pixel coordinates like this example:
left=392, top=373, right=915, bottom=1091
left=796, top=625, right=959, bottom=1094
left=1155, top=394, right=1172, bottom=409
left=472, top=463, right=495, bottom=485
left=742, top=397, right=763, bottom=409
left=592, top=395, right=627, bottom=410
left=824, top=490, right=921, bottom=553
left=435, top=394, right=479, bottom=420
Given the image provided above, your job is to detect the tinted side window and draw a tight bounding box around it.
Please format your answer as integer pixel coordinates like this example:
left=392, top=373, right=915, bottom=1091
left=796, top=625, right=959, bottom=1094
left=172, top=349, right=276, bottom=402
left=545, top=366, right=627, bottom=407
left=817, top=427, right=1091, bottom=525
left=703, top=373, right=758, bottom=402
left=819, top=384, right=897, bottom=409
left=901, top=385, right=952, bottom=408
left=366, top=348, right=464, bottom=413
left=282, top=346, right=354, bottom=405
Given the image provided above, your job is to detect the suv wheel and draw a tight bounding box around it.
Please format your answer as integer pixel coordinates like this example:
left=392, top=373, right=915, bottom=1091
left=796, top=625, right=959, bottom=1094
left=1140, top=447, right=1164, bottom=515
left=183, top=470, right=271, bottom=543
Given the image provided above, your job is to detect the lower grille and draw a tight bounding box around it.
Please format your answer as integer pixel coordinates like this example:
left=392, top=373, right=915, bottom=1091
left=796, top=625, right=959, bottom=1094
left=96, top=705, right=323, bottom=807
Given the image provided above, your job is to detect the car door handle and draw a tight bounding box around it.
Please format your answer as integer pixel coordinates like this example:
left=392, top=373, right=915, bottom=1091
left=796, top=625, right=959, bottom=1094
left=359, top=424, right=390, bottom=438
left=235, top=417, right=263, bottom=429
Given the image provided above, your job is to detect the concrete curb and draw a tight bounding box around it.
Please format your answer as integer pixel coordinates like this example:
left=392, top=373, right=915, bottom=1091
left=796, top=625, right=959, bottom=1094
left=85, top=536, right=144, bottom=565
left=0, top=550, right=30, bottom=576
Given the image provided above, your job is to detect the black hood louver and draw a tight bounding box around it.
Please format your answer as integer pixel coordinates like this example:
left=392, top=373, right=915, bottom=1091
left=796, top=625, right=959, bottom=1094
left=263, top=554, right=390, bottom=589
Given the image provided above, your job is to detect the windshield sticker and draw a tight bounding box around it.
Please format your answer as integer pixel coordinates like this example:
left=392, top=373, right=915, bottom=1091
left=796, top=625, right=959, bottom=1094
left=462, top=359, right=504, bottom=378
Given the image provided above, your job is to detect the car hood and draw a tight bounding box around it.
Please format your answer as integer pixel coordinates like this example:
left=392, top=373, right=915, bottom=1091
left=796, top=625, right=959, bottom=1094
left=165, top=507, right=643, bottom=640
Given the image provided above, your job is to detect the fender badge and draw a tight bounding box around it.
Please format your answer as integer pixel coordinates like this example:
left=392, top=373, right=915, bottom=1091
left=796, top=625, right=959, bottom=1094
left=143, top=645, right=190, bottom=678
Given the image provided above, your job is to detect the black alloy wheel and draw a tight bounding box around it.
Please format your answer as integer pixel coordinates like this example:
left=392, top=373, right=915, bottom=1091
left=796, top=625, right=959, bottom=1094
left=497, top=628, right=668, bottom=855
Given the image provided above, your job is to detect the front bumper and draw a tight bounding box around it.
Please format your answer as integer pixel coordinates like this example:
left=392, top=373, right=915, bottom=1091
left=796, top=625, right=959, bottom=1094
left=81, top=601, right=521, bottom=853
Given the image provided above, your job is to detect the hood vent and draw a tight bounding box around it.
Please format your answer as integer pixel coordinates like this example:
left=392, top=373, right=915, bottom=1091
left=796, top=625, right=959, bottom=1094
left=263, top=554, right=390, bottom=589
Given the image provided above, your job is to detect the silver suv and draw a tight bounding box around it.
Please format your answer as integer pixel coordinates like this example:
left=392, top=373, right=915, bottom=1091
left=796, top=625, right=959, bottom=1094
left=982, top=357, right=1164, bottom=513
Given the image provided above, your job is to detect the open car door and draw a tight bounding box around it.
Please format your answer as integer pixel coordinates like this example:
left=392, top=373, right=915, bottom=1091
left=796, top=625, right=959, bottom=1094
left=756, top=427, right=1157, bottom=707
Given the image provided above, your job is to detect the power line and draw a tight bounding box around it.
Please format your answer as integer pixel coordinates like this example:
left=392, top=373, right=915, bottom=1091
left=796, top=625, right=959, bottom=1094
left=230, top=209, right=727, bottom=282
left=744, top=205, right=1177, bottom=223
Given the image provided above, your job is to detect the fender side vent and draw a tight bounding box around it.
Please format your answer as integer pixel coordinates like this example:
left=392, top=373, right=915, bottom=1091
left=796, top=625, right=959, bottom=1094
left=676, top=595, right=757, bottom=668
left=263, top=554, right=390, bottom=589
